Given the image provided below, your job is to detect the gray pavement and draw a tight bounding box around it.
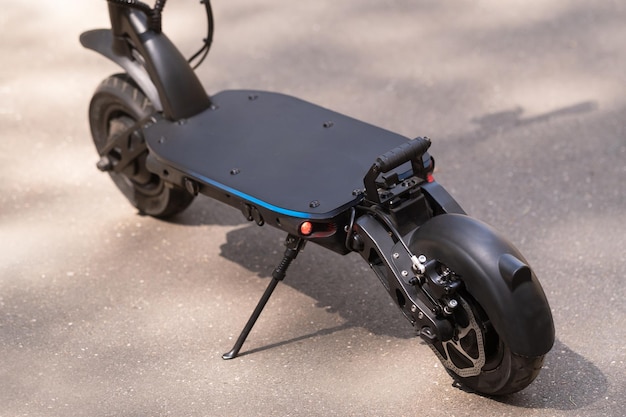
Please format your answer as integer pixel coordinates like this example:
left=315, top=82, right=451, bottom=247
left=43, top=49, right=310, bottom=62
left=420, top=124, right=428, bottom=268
left=1, top=1, right=625, bottom=416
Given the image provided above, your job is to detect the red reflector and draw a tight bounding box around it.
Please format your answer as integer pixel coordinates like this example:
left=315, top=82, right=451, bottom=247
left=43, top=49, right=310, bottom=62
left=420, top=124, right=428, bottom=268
left=300, top=221, right=313, bottom=236
left=427, top=173, right=435, bottom=183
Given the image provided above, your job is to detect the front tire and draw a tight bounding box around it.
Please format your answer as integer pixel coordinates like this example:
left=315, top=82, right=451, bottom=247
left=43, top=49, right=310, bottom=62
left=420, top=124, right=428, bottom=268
left=88, top=74, right=194, bottom=218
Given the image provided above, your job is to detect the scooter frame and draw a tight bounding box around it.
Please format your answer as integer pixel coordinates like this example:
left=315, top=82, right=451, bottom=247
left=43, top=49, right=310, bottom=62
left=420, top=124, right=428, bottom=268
left=81, top=0, right=554, bottom=392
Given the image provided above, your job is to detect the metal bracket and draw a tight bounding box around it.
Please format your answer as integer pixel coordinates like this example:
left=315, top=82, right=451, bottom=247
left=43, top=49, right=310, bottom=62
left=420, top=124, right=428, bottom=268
left=363, top=137, right=432, bottom=204
left=96, top=115, right=155, bottom=175
left=351, top=212, right=454, bottom=343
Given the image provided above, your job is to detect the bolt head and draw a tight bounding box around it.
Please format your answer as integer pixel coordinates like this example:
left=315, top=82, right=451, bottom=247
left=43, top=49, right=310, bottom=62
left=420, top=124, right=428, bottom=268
left=96, top=156, right=112, bottom=172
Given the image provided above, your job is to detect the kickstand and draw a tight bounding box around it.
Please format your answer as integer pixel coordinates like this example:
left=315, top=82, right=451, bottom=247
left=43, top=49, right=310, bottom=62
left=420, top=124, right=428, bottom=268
left=222, top=234, right=306, bottom=360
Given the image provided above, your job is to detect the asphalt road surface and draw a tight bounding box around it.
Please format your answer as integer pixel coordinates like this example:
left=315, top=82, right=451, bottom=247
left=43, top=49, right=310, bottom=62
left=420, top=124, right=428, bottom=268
left=1, top=1, right=625, bottom=416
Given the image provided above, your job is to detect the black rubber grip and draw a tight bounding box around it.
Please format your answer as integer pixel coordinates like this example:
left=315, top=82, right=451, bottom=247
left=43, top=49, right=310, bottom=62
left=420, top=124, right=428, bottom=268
left=375, top=137, right=431, bottom=172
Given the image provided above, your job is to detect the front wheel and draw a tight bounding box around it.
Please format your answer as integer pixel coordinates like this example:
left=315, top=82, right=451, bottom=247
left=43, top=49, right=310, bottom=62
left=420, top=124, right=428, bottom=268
left=410, top=214, right=554, bottom=395
left=88, top=74, right=194, bottom=218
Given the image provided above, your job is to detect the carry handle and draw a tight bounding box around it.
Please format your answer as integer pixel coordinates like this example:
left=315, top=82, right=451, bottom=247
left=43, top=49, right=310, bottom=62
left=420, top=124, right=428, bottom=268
left=375, top=137, right=431, bottom=173
left=363, top=137, right=432, bottom=204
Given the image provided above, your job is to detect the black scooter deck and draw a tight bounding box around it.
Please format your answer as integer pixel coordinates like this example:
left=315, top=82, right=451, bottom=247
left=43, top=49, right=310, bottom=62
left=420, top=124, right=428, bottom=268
left=144, top=90, right=411, bottom=218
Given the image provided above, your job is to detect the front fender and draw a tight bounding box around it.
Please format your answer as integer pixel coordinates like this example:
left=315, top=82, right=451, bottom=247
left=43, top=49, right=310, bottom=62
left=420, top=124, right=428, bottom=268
left=409, top=214, right=555, bottom=357
left=80, top=29, right=164, bottom=112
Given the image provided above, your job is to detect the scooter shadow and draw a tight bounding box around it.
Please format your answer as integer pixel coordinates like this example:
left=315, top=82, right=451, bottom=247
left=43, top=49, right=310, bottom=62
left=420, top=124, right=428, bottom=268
left=218, top=222, right=609, bottom=409
left=490, top=339, right=608, bottom=411
left=164, top=197, right=250, bottom=227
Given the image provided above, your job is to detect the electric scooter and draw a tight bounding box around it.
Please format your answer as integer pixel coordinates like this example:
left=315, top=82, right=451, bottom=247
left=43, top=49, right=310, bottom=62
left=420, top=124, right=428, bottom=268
left=80, top=0, right=554, bottom=395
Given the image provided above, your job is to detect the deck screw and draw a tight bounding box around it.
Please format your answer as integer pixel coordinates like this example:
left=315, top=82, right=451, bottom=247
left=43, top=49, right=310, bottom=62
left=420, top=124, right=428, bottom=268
left=309, top=200, right=320, bottom=208
left=230, top=168, right=241, bottom=175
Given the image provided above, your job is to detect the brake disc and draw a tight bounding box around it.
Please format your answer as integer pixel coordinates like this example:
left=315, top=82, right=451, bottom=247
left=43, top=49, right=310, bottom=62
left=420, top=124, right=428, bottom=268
left=428, top=298, right=486, bottom=377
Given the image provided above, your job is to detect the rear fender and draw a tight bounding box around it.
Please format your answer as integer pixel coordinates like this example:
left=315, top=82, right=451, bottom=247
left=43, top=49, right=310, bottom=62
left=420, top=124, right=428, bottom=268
left=409, top=213, right=555, bottom=357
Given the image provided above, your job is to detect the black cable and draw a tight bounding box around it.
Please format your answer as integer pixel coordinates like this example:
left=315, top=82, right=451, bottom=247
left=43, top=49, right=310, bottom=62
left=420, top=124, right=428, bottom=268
left=107, top=0, right=162, bottom=32
left=108, top=0, right=213, bottom=68
left=359, top=205, right=414, bottom=256
left=344, top=207, right=356, bottom=250
left=153, top=0, right=167, bottom=12
left=108, top=0, right=153, bottom=17
left=187, top=0, right=214, bottom=69
left=150, top=0, right=167, bottom=32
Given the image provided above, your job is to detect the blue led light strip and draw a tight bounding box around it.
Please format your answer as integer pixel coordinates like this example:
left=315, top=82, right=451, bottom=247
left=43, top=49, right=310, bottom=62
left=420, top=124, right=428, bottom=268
left=190, top=171, right=315, bottom=219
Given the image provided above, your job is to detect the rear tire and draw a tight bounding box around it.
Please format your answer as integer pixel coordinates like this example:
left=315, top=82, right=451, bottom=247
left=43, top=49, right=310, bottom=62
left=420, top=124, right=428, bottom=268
left=410, top=214, right=553, bottom=395
left=89, top=74, right=194, bottom=218
left=430, top=292, right=545, bottom=395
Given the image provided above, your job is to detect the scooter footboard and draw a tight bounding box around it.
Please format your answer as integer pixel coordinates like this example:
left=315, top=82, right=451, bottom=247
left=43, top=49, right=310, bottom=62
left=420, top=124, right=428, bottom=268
left=143, top=90, right=414, bottom=218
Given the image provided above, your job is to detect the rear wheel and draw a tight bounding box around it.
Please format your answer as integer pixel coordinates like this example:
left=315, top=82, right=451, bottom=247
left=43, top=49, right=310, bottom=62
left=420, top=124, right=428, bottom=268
left=409, top=214, right=552, bottom=395
left=429, top=291, right=544, bottom=395
left=89, top=74, right=194, bottom=218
